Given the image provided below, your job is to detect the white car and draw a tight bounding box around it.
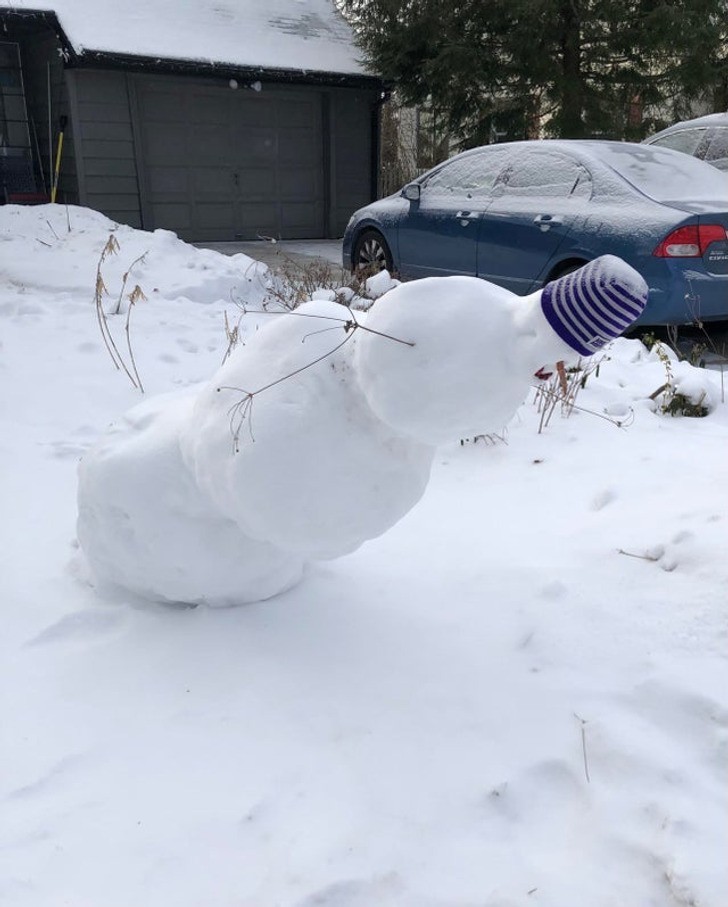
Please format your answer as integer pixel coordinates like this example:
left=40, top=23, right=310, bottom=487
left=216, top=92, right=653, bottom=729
left=645, top=113, right=728, bottom=172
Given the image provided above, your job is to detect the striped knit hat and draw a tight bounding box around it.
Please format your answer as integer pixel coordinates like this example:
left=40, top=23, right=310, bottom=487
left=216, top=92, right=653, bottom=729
left=540, top=255, right=648, bottom=356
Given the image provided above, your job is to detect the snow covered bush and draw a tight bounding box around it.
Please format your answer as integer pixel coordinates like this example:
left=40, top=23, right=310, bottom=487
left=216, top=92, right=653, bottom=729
left=258, top=254, right=395, bottom=313
left=643, top=336, right=718, bottom=417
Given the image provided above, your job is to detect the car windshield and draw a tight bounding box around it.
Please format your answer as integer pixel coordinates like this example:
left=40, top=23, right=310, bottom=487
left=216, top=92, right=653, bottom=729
left=593, top=143, right=728, bottom=201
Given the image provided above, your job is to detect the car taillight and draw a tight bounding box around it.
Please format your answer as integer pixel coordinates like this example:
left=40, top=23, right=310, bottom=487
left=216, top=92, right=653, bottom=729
left=654, top=224, right=727, bottom=257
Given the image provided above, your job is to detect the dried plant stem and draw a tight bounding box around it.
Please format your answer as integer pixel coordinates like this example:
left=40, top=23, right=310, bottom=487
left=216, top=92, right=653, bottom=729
left=574, top=713, right=591, bottom=784
left=113, top=251, right=148, bottom=315
left=618, top=548, right=662, bottom=562
left=218, top=315, right=413, bottom=451
left=532, top=356, right=625, bottom=432
left=556, top=359, right=568, bottom=395
left=93, top=234, right=145, bottom=392
left=124, top=288, right=146, bottom=393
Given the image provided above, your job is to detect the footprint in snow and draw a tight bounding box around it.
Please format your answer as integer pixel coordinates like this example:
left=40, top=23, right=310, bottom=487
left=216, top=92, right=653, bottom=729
left=590, top=487, right=616, bottom=511
left=25, top=608, right=126, bottom=647
left=43, top=440, right=89, bottom=460
left=539, top=580, right=567, bottom=600
left=5, top=752, right=86, bottom=801
left=177, top=338, right=199, bottom=354
left=627, top=680, right=728, bottom=778
left=484, top=759, right=586, bottom=828
left=294, top=874, right=404, bottom=907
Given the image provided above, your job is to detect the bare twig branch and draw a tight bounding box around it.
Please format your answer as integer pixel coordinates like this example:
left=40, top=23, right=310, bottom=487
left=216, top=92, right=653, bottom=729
left=92, top=234, right=144, bottom=391
left=574, top=713, right=591, bottom=784
left=113, top=250, right=148, bottom=315
left=618, top=548, right=662, bottom=562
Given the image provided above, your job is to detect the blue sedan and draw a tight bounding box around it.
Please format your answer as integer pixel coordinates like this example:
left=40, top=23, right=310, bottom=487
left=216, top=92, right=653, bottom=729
left=342, top=140, right=728, bottom=325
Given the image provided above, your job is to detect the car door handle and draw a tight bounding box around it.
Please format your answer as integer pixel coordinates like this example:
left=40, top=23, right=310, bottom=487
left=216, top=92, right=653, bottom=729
left=533, top=214, right=563, bottom=225
left=455, top=211, right=478, bottom=223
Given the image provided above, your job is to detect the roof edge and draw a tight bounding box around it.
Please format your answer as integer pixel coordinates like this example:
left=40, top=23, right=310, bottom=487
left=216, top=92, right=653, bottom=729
left=0, top=6, right=381, bottom=89
left=0, top=7, right=77, bottom=58
left=72, top=48, right=382, bottom=89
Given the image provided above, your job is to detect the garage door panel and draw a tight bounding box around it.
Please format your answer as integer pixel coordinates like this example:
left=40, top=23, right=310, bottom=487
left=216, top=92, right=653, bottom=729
left=150, top=203, right=191, bottom=230
left=195, top=203, right=236, bottom=231
left=194, top=168, right=235, bottom=195
left=282, top=203, right=325, bottom=235
left=275, top=99, right=317, bottom=128
left=140, top=91, right=187, bottom=124
left=145, top=124, right=189, bottom=165
left=278, top=132, right=319, bottom=166
left=147, top=166, right=189, bottom=194
left=239, top=202, right=278, bottom=235
left=240, top=129, right=277, bottom=163
left=137, top=78, right=324, bottom=239
left=279, top=168, right=319, bottom=199
left=233, top=99, right=277, bottom=129
left=190, top=125, right=232, bottom=165
left=187, top=94, right=230, bottom=125
left=236, top=169, right=276, bottom=197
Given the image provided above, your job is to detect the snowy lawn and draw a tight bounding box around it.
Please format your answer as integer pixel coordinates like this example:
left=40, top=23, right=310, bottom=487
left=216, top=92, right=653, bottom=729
left=1, top=206, right=726, bottom=907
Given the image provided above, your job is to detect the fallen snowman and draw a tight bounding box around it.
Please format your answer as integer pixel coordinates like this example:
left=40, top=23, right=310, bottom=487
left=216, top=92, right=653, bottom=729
left=77, top=255, right=647, bottom=606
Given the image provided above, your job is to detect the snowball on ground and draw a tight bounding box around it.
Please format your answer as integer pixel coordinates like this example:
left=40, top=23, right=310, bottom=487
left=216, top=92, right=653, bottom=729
left=355, top=276, right=578, bottom=446
left=364, top=268, right=399, bottom=299
left=181, top=299, right=435, bottom=559
left=77, top=390, right=304, bottom=606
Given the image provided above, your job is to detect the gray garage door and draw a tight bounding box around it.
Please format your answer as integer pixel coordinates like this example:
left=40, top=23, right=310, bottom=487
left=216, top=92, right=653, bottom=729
left=134, top=78, right=325, bottom=241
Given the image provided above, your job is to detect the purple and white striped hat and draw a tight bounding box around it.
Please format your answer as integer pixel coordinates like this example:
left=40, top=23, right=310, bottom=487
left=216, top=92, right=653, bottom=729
left=540, top=255, right=648, bottom=356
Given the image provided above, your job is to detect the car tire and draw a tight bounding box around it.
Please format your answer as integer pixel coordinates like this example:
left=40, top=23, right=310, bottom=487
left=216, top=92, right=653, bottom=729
left=352, top=229, right=394, bottom=274
left=548, top=259, right=589, bottom=281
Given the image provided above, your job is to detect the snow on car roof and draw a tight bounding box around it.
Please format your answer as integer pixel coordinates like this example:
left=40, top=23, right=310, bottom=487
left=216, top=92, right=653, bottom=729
left=4, top=0, right=369, bottom=76
left=444, top=139, right=728, bottom=204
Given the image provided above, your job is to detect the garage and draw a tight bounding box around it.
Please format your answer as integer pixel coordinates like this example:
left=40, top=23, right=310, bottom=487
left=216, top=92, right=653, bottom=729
left=0, top=1, right=381, bottom=241
left=135, top=78, right=326, bottom=241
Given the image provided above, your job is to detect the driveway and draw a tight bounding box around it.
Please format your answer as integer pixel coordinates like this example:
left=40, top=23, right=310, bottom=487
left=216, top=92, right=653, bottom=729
left=196, top=239, right=344, bottom=270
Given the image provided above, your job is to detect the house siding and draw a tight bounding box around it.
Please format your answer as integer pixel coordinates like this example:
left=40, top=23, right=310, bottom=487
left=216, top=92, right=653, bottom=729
left=330, top=87, right=378, bottom=236
left=68, top=69, right=142, bottom=228
left=17, top=29, right=78, bottom=203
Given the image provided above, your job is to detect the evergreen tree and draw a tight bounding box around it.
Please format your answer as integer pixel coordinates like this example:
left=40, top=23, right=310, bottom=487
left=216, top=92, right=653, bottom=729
left=342, top=0, right=728, bottom=144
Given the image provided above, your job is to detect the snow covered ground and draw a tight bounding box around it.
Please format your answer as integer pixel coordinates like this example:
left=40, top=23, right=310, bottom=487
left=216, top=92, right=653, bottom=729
left=1, top=205, right=727, bottom=907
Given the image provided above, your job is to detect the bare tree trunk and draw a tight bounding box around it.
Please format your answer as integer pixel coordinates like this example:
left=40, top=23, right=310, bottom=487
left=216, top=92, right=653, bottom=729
left=558, top=0, right=586, bottom=137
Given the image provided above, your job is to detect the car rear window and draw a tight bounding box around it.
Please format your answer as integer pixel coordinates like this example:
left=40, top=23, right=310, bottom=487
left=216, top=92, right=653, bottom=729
left=596, top=143, right=728, bottom=201
left=647, top=127, right=708, bottom=156
left=705, top=128, right=728, bottom=171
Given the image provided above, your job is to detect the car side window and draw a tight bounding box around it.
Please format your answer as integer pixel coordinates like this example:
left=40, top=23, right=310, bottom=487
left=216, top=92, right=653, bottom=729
left=704, top=128, right=728, bottom=171
left=495, top=152, right=593, bottom=199
left=423, top=149, right=510, bottom=198
left=649, top=127, right=709, bottom=157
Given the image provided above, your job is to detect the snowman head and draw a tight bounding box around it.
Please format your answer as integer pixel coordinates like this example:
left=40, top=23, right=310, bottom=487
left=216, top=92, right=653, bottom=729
left=539, top=255, right=648, bottom=356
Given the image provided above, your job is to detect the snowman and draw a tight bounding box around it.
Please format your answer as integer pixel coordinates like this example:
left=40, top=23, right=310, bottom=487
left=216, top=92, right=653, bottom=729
left=77, top=255, right=647, bottom=606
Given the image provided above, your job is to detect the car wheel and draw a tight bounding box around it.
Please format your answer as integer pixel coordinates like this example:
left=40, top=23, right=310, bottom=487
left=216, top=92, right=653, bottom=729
left=353, top=229, right=393, bottom=274
left=548, top=259, right=588, bottom=281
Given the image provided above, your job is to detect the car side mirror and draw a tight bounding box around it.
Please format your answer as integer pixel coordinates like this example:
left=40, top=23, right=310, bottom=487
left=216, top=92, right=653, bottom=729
left=402, top=183, right=421, bottom=201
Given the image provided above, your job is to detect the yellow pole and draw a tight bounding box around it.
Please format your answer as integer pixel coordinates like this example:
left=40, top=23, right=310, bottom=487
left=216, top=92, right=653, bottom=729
left=50, top=116, right=67, bottom=203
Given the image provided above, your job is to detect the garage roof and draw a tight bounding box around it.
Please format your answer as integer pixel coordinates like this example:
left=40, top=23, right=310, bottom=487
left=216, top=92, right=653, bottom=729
left=2, top=1, right=372, bottom=78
